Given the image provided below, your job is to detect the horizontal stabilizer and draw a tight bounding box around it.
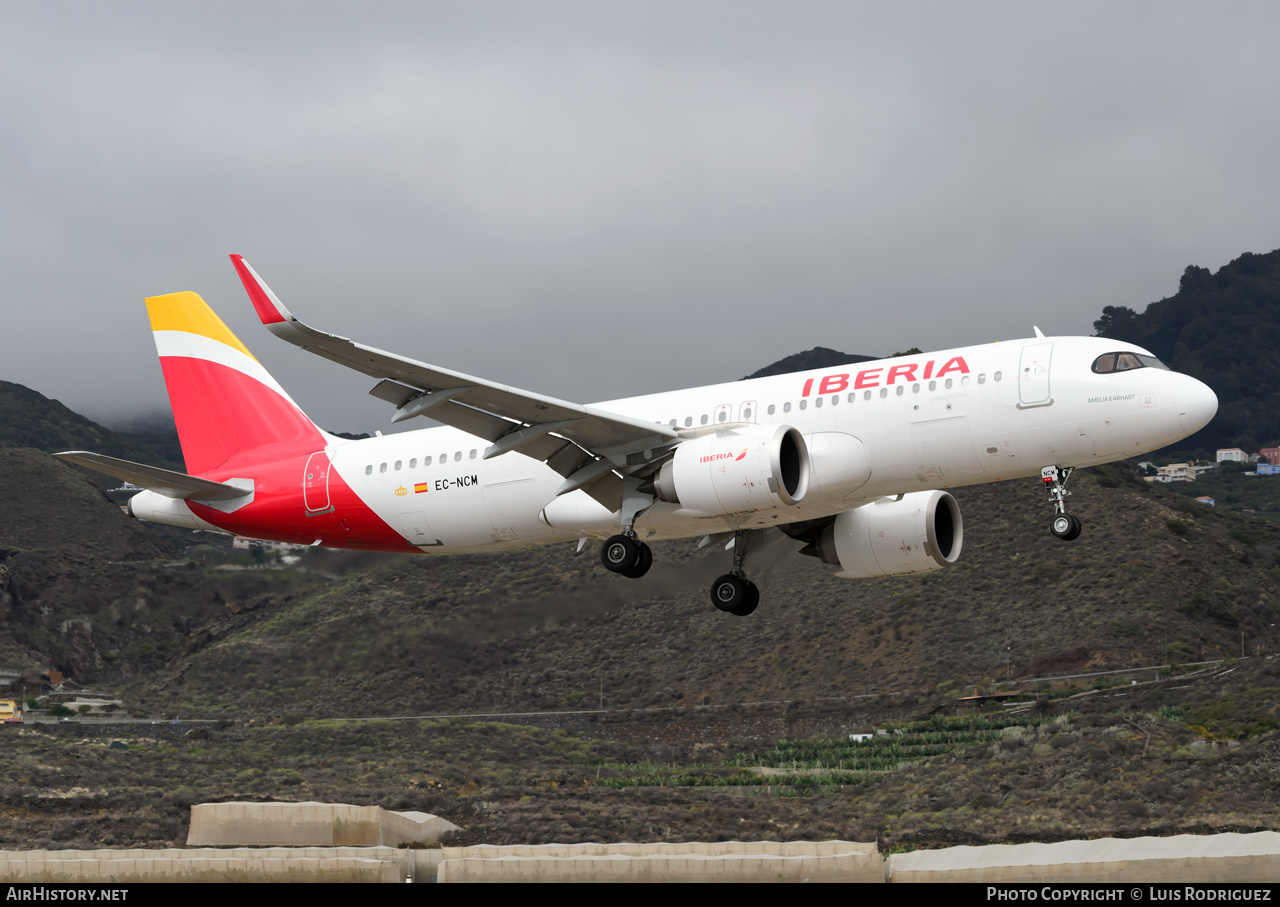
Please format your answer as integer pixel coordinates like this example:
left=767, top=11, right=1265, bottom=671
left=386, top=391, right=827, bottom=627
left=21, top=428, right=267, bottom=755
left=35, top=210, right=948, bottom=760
left=53, top=451, right=250, bottom=502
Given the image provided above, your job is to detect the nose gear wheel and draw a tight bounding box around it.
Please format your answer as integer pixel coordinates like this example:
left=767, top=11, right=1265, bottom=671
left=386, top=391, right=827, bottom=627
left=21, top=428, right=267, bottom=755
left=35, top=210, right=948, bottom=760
left=1050, top=513, right=1081, bottom=540
left=1041, top=466, right=1082, bottom=541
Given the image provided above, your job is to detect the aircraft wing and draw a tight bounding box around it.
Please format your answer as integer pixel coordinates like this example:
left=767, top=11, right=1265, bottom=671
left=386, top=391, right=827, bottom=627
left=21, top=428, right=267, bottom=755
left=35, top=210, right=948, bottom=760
left=53, top=451, right=249, bottom=501
left=230, top=255, right=678, bottom=509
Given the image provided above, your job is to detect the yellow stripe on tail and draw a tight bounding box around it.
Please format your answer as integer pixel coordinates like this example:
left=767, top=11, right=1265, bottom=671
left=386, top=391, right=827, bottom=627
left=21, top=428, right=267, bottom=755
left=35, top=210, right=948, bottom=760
left=145, top=291, right=257, bottom=361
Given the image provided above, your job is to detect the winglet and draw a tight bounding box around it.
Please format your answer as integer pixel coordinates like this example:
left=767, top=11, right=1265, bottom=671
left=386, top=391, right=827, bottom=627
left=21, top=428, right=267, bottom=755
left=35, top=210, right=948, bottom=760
left=229, top=254, right=291, bottom=325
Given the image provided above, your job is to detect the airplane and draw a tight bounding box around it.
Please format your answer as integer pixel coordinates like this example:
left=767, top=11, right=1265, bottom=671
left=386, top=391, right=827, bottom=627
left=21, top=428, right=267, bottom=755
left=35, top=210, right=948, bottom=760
left=57, top=256, right=1219, bottom=616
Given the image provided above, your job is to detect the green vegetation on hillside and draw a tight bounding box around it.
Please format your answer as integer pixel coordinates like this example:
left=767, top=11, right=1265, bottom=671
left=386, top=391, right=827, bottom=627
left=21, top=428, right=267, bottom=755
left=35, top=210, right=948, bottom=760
left=1095, top=248, right=1280, bottom=452
left=742, top=347, right=876, bottom=380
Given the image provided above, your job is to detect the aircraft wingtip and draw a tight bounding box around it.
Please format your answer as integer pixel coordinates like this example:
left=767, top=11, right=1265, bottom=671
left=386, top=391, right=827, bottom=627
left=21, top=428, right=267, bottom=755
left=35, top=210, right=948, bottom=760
left=229, top=254, right=289, bottom=325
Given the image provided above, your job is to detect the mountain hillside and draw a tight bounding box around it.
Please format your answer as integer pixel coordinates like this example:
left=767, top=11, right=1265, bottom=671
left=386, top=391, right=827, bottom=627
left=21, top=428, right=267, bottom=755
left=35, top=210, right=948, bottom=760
left=0, top=449, right=322, bottom=683
left=743, top=346, right=876, bottom=380
left=1094, top=248, right=1280, bottom=452
left=0, top=381, right=183, bottom=471
left=116, top=462, right=1280, bottom=721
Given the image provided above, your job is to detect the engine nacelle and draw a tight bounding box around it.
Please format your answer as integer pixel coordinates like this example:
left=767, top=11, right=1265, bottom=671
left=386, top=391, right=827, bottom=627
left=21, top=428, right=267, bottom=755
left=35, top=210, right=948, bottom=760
left=653, top=424, right=810, bottom=518
left=810, top=490, right=962, bottom=578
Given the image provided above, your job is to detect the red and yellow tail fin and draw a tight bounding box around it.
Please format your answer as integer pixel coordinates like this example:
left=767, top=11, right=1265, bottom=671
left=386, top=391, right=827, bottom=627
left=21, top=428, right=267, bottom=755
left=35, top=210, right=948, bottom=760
left=146, top=291, right=324, bottom=476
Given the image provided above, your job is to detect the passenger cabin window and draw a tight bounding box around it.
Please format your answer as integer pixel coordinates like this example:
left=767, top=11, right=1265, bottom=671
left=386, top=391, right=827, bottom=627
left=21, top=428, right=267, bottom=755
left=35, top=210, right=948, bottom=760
left=379, top=463, right=387, bottom=473
left=365, top=465, right=372, bottom=475
left=700, top=414, right=709, bottom=425
left=767, top=404, right=776, bottom=415
left=1092, top=351, right=1169, bottom=373
left=425, top=455, right=433, bottom=466
left=783, top=402, right=791, bottom=413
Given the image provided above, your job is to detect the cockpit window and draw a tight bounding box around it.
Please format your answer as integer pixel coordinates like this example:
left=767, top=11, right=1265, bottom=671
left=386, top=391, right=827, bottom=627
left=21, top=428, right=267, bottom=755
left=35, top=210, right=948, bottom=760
left=1092, top=351, right=1170, bottom=374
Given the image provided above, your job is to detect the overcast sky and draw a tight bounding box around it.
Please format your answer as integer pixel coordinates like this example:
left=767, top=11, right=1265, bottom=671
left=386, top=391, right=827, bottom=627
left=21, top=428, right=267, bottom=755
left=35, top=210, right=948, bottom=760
left=3, top=1, right=1279, bottom=435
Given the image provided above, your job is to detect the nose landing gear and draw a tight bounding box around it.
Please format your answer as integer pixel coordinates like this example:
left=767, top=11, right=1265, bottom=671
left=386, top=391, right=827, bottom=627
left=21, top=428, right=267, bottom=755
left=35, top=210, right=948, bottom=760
left=1042, top=466, right=1081, bottom=540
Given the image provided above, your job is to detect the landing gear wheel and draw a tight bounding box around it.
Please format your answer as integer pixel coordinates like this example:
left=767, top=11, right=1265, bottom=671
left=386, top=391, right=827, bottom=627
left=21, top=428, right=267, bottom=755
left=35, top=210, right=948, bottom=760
left=601, top=535, right=640, bottom=573
left=1041, top=466, right=1081, bottom=542
left=711, top=573, right=758, bottom=615
left=622, top=542, right=653, bottom=578
left=728, top=582, right=760, bottom=617
left=1050, top=514, right=1081, bottom=541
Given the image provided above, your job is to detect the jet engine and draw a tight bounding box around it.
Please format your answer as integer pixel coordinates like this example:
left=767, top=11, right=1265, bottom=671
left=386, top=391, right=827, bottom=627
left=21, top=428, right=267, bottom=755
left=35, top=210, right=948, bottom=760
left=652, top=424, right=810, bottom=518
left=806, top=490, right=962, bottom=578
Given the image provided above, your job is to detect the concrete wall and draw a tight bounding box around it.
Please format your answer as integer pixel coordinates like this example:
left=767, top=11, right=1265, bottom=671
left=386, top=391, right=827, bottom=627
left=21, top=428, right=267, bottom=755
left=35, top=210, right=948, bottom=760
left=438, top=851, right=881, bottom=883
left=886, top=832, right=1280, bottom=883
left=442, top=840, right=876, bottom=859
left=0, top=847, right=414, bottom=883
left=186, top=801, right=459, bottom=847
left=0, top=854, right=400, bottom=883
left=4, top=831, right=1274, bottom=883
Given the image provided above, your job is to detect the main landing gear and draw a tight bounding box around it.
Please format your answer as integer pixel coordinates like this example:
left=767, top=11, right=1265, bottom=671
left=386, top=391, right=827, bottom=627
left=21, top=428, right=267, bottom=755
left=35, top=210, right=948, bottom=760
left=710, top=573, right=759, bottom=617
left=600, top=475, right=656, bottom=579
left=1041, top=465, right=1082, bottom=541
left=710, top=529, right=761, bottom=617
left=600, top=533, right=653, bottom=579
left=600, top=527, right=763, bottom=616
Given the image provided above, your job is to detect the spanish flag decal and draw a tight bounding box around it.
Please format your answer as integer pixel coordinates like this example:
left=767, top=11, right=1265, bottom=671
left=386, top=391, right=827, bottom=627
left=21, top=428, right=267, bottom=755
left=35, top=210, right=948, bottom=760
left=414, top=482, right=430, bottom=494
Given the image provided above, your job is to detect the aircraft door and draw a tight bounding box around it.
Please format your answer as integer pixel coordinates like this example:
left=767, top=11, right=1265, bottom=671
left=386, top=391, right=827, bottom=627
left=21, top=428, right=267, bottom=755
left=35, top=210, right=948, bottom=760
left=739, top=400, right=757, bottom=423
left=303, top=451, right=334, bottom=515
left=1018, top=343, right=1054, bottom=407
left=714, top=404, right=733, bottom=424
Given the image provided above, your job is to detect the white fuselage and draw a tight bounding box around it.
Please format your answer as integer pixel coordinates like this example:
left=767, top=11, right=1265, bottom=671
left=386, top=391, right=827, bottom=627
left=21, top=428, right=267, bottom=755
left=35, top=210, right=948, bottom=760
left=326, top=335, right=1213, bottom=553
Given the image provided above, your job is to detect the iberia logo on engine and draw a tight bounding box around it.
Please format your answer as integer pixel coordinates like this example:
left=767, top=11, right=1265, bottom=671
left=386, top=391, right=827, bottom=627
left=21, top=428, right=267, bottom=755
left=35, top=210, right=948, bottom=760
left=700, top=448, right=750, bottom=464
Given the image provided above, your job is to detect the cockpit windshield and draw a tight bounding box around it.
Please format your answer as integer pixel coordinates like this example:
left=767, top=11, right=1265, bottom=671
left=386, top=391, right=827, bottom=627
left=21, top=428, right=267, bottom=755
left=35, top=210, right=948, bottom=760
left=1091, top=352, right=1170, bottom=374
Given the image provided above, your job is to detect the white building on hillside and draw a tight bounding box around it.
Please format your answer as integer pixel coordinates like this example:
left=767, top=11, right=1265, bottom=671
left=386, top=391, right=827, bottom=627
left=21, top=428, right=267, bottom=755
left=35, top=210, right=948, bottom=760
left=1145, top=462, right=1197, bottom=483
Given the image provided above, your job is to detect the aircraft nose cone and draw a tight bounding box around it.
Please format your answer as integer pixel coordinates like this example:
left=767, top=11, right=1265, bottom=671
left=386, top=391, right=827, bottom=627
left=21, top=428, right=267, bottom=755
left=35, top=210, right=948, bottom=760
left=1175, top=376, right=1218, bottom=436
